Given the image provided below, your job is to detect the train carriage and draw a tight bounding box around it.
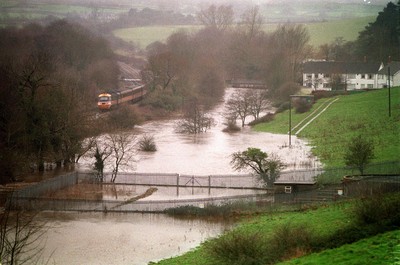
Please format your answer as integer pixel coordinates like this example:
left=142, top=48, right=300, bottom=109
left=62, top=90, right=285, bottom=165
left=97, top=84, right=146, bottom=111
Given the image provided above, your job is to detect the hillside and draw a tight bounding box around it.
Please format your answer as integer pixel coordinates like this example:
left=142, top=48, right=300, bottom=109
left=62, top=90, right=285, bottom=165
left=153, top=193, right=400, bottom=265
left=255, top=88, right=400, bottom=171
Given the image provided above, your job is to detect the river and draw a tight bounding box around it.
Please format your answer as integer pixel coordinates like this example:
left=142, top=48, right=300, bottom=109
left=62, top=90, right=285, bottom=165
left=80, top=87, right=320, bottom=175
left=39, top=87, right=319, bottom=264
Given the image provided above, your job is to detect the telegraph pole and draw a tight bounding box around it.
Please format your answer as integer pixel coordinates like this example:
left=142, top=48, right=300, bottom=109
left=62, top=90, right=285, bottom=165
left=388, top=56, right=391, bottom=117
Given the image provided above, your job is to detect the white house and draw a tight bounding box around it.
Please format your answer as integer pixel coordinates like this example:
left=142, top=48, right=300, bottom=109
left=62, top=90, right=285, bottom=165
left=302, top=61, right=389, bottom=90
left=378, top=61, right=400, bottom=88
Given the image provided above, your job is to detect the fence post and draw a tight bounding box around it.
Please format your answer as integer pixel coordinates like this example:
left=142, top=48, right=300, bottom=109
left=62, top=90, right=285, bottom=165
left=176, top=174, right=179, bottom=187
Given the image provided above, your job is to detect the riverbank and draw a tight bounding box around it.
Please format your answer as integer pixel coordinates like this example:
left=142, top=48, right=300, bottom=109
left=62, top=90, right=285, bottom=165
left=152, top=192, right=400, bottom=265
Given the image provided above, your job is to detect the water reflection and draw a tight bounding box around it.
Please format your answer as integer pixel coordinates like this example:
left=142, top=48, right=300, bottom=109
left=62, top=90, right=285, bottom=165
left=39, top=211, right=229, bottom=265
left=80, top=87, right=320, bottom=175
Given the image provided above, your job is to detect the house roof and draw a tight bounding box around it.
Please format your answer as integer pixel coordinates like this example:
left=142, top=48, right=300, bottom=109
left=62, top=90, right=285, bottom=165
left=303, top=61, right=382, bottom=74
left=378, top=61, right=400, bottom=75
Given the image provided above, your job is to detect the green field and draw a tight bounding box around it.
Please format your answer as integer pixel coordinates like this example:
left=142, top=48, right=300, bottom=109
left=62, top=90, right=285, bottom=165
left=153, top=196, right=400, bottom=265
left=113, top=16, right=374, bottom=49
left=113, top=25, right=202, bottom=48
left=279, top=229, right=400, bottom=265
left=255, top=88, right=400, bottom=171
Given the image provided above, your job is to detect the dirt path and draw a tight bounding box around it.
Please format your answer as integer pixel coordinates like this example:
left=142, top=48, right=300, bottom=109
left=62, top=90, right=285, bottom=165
left=292, top=97, right=339, bottom=136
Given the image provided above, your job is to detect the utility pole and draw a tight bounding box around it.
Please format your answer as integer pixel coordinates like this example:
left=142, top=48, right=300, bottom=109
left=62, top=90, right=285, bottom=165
left=388, top=56, right=391, bottom=117
left=288, top=96, right=293, bottom=148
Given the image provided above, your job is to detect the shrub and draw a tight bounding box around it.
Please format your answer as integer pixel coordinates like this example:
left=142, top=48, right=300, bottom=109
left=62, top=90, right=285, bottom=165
left=248, top=113, right=275, bottom=126
left=275, top=101, right=291, bottom=113
left=107, top=105, right=139, bottom=130
left=268, top=223, right=313, bottom=261
left=353, top=192, right=400, bottom=227
left=293, top=98, right=312, bottom=113
left=138, top=134, right=157, bottom=152
left=142, top=89, right=181, bottom=111
left=206, top=232, right=269, bottom=265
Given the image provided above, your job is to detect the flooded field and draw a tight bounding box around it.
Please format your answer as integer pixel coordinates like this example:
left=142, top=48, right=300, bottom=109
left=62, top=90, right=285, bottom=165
left=79, top=87, right=320, bottom=176
left=38, top=211, right=230, bottom=265
left=37, top=87, right=320, bottom=264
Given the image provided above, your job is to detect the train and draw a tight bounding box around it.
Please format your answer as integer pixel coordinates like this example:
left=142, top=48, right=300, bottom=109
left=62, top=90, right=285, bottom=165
left=97, top=79, right=147, bottom=111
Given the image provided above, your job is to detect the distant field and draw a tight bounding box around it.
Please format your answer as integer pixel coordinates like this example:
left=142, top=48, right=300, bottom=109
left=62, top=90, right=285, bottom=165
left=113, top=16, right=375, bottom=49
left=113, top=25, right=202, bottom=48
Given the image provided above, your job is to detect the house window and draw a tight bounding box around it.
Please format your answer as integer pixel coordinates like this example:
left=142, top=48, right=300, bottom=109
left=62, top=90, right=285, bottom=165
left=368, top=74, right=373, bottom=79
left=348, top=74, right=356, bottom=79
left=324, top=74, right=330, bottom=78
left=368, top=84, right=373, bottom=89
left=361, top=74, right=366, bottom=79
left=306, top=74, right=312, bottom=79
left=284, top=186, right=292, bottom=194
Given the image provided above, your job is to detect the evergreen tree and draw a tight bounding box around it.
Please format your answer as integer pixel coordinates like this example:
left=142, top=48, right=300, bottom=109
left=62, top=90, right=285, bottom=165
left=355, top=2, right=400, bottom=61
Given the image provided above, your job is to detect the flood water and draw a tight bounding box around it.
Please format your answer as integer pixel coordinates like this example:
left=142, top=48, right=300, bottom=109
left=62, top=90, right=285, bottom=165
left=41, top=87, right=320, bottom=264
left=80, top=87, right=320, bottom=175
left=38, top=211, right=229, bottom=265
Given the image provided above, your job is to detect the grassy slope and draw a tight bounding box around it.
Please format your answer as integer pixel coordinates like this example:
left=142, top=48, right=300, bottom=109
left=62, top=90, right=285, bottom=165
left=279, top=229, right=400, bottom=265
left=255, top=88, right=400, bottom=169
left=153, top=201, right=400, bottom=265
left=153, top=203, right=352, bottom=265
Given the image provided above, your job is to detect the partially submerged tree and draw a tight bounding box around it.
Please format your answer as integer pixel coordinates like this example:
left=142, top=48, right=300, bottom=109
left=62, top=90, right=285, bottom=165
left=107, top=132, right=137, bottom=183
left=344, top=135, right=375, bottom=175
left=176, top=99, right=214, bottom=134
left=92, top=141, right=112, bottom=182
left=225, top=90, right=269, bottom=127
left=231, top=147, right=285, bottom=186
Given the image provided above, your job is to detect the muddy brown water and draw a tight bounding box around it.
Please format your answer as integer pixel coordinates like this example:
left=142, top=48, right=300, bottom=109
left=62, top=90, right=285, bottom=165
left=79, top=87, right=320, bottom=175
left=38, top=211, right=229, bottom=265
left=39, top=87, right=320, bottom=264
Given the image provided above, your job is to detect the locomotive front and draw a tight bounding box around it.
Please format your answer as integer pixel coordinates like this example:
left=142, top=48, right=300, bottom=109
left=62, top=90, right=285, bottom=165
left=97, top=93, right=112, bottom=110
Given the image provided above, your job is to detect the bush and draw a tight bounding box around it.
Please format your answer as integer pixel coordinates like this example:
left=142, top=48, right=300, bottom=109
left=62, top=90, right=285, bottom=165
left=268, top=223, right=313, bottom=261
left=248, top=113, right=275, bottom=126
left=142, top=89, right=181, bottom=111
left=354, top=192, right=400, bottom=227
left=138, top=134, right=157, bottom=152
left=275, top=101, right=291, bottom=113
left=293, top=98, right=312, bottom=113
left=206, top=232, right=269, bottom=265
left=107, top=105, right=139, bottom=130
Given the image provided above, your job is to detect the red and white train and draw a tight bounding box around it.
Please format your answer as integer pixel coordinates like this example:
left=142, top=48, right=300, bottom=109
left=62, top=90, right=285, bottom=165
left=97, top=79, right=146, bottom=111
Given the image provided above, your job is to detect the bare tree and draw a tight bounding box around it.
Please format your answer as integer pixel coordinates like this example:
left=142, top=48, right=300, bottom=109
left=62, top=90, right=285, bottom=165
left=0, top=204, right=49, bottom=265
left=106, top=133, right=137, bottom=183
left=238, top=6, right=264, bottom=40
left=225, top=90, right=252, bottom=127
left=197, top=4, right=234, bottom=32
left=176, top=99, right=214, bottom=134
left=92, top=140, right=112, bottom=182
left=248, top=89, right=270, bottom=120
left=270, top=24, right=311, bottom=83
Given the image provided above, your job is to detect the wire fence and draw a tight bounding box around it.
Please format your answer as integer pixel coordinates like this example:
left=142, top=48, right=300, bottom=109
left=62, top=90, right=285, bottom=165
left=95, top=172, right=265, bottom=189
left=7, top=161, right=400, bottom=212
